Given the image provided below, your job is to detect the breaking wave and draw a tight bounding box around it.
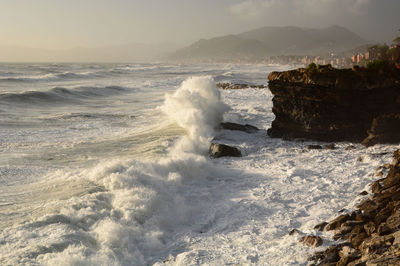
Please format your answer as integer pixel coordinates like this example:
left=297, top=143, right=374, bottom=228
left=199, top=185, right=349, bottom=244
left=0, top=86, right=132, bottom=105
left=0, top=71, right=104, bottom=82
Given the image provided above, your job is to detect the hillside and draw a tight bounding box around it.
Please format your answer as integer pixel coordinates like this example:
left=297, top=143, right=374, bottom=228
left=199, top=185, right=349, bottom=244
left=167, top=35, right=272, bottom=62
left=167, top=25, right=367, bottom=62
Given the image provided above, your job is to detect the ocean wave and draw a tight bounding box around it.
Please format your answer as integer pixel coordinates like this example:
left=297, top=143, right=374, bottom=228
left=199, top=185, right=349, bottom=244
left=0, top=86, right=132, bottom=105
left=0, top=71, right=104, bottom=83
left=52, top=112, right=136, bottom=121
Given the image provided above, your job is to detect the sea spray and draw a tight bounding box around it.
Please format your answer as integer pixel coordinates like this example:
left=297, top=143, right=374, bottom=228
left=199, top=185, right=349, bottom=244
left=161, top=76, right=229, bottom=155
left=25, top=76, right=232, bottom=265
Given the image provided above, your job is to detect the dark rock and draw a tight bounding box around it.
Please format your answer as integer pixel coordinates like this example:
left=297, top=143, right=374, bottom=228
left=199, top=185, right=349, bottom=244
left=364, top=222, right=377, bottom=236
left=312, top=149, right=400, bottom=265
left=386, top=209, right=400, bottom=230
left=267, top=66, right=400, bottom=145
left=371, top=181, right=382, bottom=194
left=299, top=235, right=323, bottom=247
left=359, top=191, right=368, bottom=196
left=289, top=229, right=300, bottom=235
left=306, top=145, right=323, bottom=150
left=337, top=246, right=361, bottom=266
left=217, top=82, right=266, bottom=90
left=209, top=143, right=242, bottom=158
left=345, top=145, right=357, bottom=150
left=325, top=214, right=352, bottom=231
left=324, top=143, right=336, bottom=150
left=314, top=222, right=328, bottom=231
left=362, top=114, right=400, bottom=147
left=377, top=223, right=391, bottom=235
left=220, top=122, right=259, bottom=133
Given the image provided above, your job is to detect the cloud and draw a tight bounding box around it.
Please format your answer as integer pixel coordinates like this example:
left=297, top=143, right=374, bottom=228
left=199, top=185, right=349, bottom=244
left=230, top=0, right=371, bottom=20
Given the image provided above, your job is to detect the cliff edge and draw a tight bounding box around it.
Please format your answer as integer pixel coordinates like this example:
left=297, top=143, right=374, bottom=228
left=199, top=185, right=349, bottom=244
left=267, top=64, right=400, bottom=146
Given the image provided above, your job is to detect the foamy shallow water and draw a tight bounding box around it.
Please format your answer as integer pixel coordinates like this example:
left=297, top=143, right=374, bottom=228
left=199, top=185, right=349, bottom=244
left=0, top=63, right=398, bottom=265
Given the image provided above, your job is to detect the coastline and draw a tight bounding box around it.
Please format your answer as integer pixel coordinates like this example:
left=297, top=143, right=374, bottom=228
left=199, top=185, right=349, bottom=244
left=264, top=63, right=400, bottom=265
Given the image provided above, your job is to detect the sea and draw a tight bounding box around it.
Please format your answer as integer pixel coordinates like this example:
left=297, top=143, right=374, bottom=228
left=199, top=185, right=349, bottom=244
left=0, top=62, right=397, bottom=265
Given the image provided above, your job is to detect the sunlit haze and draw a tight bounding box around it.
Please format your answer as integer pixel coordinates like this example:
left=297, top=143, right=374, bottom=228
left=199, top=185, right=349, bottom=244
left=0, top=0, right=399, bottom=61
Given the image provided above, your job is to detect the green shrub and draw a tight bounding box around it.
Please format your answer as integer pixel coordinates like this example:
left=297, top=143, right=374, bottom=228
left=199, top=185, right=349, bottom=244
left=308, top=63, right=317, bottom=72
left=366, top=60, right=389, bottom=72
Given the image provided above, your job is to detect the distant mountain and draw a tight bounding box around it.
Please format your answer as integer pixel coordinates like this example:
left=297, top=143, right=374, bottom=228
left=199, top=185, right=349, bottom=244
left=167, top=35, right=272, bottom=61
left=167, top=25, right=367, bottom=62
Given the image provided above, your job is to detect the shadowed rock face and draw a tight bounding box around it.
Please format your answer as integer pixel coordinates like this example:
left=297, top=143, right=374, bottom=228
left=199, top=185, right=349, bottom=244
left=267, top=65, right=400, bottom=144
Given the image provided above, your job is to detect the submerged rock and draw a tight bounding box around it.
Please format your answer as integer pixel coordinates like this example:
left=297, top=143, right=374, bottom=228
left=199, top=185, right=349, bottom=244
left=209, top=143, right=242, bottom=158
left=267, top=65, right=400, bottom=145
left=220, top=122, right=259, bottom=133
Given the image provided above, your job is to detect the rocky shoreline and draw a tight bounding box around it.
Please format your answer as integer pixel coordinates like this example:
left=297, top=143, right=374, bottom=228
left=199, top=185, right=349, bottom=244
left=267, top=64, right=400, bottom=145
left=217, top=82, right=267, bottom=90
left=215, top=67, right=400, bottom=264
left=308, top=149, right=400, bottom=265
left=266, top=64, right=400, bottom=265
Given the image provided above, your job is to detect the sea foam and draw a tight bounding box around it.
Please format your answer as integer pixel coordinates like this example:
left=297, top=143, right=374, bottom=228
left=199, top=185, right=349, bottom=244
left=161, top=76, right=229, bottom=155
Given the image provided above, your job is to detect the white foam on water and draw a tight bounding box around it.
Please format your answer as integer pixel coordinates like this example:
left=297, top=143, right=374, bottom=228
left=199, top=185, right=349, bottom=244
left=1, top=65, right=399, bottom=266
left=161, top=76, right=229, bottom=155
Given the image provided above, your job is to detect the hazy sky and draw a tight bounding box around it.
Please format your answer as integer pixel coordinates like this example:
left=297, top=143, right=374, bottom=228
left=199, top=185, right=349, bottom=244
left=1, top=0, right=399, bottom=50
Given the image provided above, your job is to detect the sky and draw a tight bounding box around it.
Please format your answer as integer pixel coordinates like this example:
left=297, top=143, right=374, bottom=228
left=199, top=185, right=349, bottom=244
left=0, top=0, right=399, bottom=50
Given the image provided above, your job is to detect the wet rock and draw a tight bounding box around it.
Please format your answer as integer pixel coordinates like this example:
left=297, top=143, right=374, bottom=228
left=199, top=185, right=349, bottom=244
left=314, top=222, right=328, bottom=231
left=345, top=145, right=357, bottom=150
left=306, top=145, right=323, bottom=150
left=289, top=229, right=300, bottom=235
left=300, top=235, right=323, bottom=247
left=325, top=214, right=352, bottom=231
left=209, top=143, right=242, bottom=158
left=216, top=82, right=266, bottom=90
left=324, top=143, right=336, bottom=150
left=371, top=181, right=382, bottom=194
left=220, top=122, right=259, bottom=133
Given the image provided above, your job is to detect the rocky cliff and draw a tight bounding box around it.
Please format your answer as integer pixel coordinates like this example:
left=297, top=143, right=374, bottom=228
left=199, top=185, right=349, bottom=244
left=267, top=64, right=400, bottom=145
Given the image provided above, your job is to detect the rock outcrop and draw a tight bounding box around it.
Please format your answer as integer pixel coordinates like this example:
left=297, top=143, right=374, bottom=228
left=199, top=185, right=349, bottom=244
left=217, top=83, right=266, bottom=90
left=267, top=65, right=400, bottom=145
left=220, top=122, right=259, bottom=133
left=209, top=143, right=242, bottom=158
left=311, top=149, right=400, bottom=265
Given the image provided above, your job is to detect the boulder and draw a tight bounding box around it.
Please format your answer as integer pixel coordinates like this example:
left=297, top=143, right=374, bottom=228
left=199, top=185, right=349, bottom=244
left=209, top=143, right=242, bottom=158
left=314, top=222, right=328, bottom=231
left=299, top=235, right=323, bottom=247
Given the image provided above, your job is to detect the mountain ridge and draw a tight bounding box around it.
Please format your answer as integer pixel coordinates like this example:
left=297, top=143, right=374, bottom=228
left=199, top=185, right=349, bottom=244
left=167, top=25, right=367, bottom=62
